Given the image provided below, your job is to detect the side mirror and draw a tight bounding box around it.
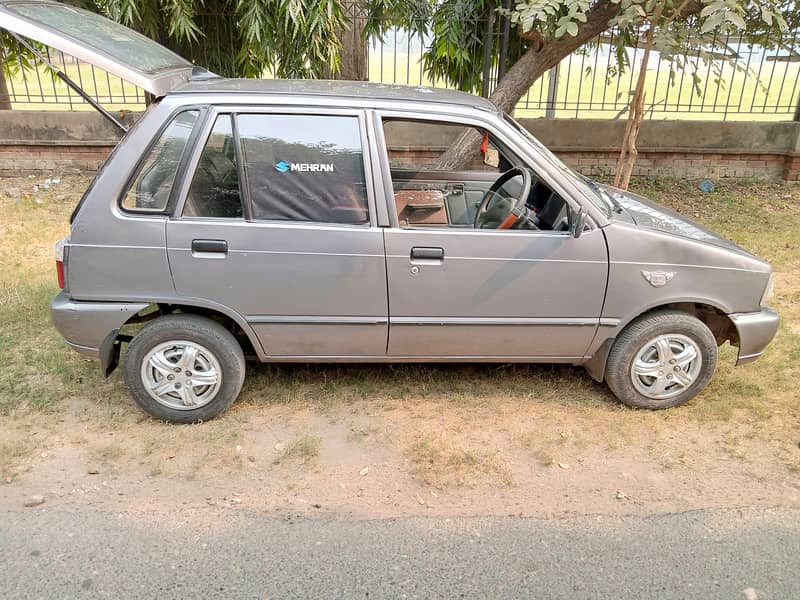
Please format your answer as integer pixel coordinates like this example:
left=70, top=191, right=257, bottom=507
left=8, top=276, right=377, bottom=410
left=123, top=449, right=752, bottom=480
left=571, top=207, right=586, bottom=239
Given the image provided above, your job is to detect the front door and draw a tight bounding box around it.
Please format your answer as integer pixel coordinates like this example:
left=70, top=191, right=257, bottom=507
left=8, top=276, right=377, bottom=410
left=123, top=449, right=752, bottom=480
left=378, top=115, right=608, bottom=359
left=167, top=109, right=388, bottom=357
left=384, top=227, right=608, bottom=358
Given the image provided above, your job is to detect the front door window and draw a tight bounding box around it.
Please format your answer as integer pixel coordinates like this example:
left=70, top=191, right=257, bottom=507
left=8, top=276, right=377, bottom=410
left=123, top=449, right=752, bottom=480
left=381, top=118, right=572, bottom=232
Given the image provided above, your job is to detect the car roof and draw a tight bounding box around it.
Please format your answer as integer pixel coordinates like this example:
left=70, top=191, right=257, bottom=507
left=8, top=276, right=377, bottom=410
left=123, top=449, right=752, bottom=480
left=171, top=78, right=500, bottom=113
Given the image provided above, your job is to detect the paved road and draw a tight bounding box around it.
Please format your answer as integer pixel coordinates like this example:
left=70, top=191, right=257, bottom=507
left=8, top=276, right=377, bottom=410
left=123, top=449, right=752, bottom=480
left=1, top=506, right=798, bottom=599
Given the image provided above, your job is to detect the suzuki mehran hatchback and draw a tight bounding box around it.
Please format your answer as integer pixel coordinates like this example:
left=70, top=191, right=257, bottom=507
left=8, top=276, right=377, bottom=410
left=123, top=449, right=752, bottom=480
left=0, top=1, right=779, bottom=422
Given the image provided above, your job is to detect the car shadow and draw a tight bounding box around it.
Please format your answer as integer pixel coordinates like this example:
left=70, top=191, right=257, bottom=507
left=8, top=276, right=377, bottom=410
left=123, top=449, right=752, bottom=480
left=239, top=361, right=620, bottom=409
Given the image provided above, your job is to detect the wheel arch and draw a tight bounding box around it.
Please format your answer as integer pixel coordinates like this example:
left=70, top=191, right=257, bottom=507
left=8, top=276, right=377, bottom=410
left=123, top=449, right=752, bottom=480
left=119, top=300, right=264, bottom=361
left=584, top=299, right=737, bottom=382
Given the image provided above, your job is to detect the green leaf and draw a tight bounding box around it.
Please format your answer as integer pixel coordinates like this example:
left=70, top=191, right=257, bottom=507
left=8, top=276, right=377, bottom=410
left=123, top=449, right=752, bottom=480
left=566, top=21, right=579, bottom=36
left=727, top=12, right=747, bottom=30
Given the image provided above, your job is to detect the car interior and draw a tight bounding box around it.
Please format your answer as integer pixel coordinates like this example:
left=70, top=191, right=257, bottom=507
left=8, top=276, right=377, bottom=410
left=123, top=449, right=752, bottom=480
left=182, top=115, right=243, bottom=218
left=383, top=119, right=571, bottom=232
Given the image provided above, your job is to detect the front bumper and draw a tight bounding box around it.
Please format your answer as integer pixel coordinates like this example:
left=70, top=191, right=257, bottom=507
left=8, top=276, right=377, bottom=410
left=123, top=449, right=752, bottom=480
left=51, top=291, right=148, bottom=371
left=730, top=307, right=780, bottom=366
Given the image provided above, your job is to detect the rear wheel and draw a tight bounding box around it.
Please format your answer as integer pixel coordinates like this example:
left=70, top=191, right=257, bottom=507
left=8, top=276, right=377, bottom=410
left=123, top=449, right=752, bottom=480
left=123, top=314, right=245, bottom=423
left=605, top=310, right=717, bottom=409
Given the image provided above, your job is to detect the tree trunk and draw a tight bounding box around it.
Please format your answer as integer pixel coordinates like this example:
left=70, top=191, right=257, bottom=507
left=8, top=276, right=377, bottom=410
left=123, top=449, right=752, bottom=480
left=435, top=0, right=621, bottom=170
left=323, top=0, right=368, bottom=80
left=0, top=68, right=12, bottom=110
left=613, top=10, right=660, bottom=190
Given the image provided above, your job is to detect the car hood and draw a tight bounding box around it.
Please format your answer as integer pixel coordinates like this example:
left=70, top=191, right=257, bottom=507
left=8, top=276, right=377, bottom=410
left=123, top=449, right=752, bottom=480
left=598, top=183, right=752, bottom=255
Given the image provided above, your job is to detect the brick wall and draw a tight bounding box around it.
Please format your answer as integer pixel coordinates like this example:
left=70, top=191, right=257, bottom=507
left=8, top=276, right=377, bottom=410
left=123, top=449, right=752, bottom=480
left=0, top=144, right=114, bottom=175
left=559, top=151, right=790, bottom=181
left=784, top=155, right=800, bottom=182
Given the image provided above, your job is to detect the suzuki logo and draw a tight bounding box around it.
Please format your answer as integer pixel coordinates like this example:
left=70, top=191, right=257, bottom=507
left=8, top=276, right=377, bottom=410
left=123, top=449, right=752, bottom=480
left=274, top=161, right=290, bottom=173
left=642, top=270, right=676, bottom=287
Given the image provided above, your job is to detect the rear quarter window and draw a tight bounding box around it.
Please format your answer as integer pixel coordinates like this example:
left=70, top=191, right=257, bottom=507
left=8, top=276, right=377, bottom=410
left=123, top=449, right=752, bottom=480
left=121, top=110, right=199, bottom=213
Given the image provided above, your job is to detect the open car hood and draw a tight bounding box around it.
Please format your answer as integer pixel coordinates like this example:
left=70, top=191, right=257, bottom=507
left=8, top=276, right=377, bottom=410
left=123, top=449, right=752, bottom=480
left=0, top=0, right=201, bottom=96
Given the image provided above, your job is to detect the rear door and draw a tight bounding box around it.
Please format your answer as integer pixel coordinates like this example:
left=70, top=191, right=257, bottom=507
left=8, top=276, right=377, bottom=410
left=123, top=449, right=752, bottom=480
left=166, top=108, right=389, bottom=358
left=0, top=0, right=198, bottom=96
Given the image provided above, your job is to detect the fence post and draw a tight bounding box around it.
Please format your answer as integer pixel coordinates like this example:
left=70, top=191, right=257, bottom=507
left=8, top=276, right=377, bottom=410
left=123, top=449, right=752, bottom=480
left=545, top=63, right=559, bottom=119
left=481, top=2, right=495, bottom=98
left=498, top=0, right=511, bottom=81
left=794, top=92, right=800, bottom=121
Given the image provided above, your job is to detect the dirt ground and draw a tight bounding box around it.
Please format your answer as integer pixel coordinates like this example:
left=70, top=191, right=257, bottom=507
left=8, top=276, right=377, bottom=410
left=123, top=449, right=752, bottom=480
left=1, top=173, right=799, bottom=520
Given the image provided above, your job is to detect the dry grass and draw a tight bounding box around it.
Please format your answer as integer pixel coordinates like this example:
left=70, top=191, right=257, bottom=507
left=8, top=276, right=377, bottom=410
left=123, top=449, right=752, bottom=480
left=0, top=436, right=35, bottom=480
left=409, top=430, right=513, bottom=487
left=88, top=440, right=125, bottom=464
left=273, top=432, right=322, bottom=465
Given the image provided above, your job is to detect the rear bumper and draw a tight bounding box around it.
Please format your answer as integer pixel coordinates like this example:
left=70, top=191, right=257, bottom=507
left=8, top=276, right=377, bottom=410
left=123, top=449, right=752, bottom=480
left=51, top=291, right=148, bottom=371
left=730, top=307, right=780, bottom=366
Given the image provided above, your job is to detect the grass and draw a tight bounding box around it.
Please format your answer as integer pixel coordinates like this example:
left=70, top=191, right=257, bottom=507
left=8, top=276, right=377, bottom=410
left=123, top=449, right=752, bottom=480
left=273, top=432, right=322, bottom=465
left=0, top=174, right=798, bottom=482
left=0, top=437, right=35, bottom=480
left=409, top=430, right=512, bottom=488
left=88, top=440, right=125, bottom=464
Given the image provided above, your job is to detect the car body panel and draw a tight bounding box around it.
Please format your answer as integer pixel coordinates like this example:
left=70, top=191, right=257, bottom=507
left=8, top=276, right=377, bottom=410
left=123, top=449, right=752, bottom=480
left=167, top=219, right=389, bottom=357
left=51, top=290, right=148, bottom=356
left=383, top=227, right=609, bottom=357
left=67, top=102, right=187, bottom=301
left=730, top=308, right=780, bottom=364
left=599, top=183, right=769, bottom=258
left=601, top=221, right=769, bottom=323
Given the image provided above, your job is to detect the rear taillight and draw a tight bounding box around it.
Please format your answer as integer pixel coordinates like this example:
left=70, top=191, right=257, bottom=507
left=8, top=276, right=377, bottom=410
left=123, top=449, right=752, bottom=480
left=56, top=260, right=65, bottom=289
left=55, top=237, right=67, bottom=289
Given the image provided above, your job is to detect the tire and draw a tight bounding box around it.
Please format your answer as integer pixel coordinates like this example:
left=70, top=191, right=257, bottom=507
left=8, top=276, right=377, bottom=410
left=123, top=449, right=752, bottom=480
left=605, top=310, right=717, bottom=410
left=123, top=314, right=245, bottom=423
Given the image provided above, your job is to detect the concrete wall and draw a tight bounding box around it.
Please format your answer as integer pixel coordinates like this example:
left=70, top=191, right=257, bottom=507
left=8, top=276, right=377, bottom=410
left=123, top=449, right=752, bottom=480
left=0, top=110, right=798, bottom=181
left=0, top=111, right=134, bottom=174
left=520, top=119, right=800, bottom=181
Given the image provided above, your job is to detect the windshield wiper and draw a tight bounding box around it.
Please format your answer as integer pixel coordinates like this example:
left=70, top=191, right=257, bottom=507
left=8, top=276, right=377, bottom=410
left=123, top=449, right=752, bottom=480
left=581, top=176, right=624, bottom=214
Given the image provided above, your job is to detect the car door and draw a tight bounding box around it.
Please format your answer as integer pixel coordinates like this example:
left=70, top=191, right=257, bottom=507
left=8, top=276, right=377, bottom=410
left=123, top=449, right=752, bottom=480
left=376, top=112, right=609, bottom=359
left=167, top=108, right=388, bottom=358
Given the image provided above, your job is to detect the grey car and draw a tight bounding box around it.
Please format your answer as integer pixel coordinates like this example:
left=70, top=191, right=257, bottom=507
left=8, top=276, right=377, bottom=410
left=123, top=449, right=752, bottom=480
left=1, top=1, right=779, bottom=422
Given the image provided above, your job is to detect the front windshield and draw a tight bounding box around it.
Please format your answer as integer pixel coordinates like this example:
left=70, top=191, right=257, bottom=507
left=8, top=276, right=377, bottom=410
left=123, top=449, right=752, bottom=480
left=502, top=113, right=611, bottom=216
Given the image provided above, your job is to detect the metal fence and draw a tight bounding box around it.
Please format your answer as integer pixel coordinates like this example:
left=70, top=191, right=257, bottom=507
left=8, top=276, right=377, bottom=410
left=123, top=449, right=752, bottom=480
left=2, top=20, right=799, bottom=121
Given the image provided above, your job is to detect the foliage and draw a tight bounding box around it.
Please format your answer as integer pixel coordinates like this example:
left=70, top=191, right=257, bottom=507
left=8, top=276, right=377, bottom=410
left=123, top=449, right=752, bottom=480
left=93, top=0, right=349, bottom=79
left=0, top=32, right=36, bottom=78
left=1, top=0, right=797, bottom=98
left=505, top=1, right=791, bottom=87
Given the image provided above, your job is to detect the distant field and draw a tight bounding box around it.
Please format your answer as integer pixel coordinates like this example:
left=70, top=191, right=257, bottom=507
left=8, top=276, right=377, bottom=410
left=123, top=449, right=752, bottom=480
left=6, top=49, right=799, bottom=121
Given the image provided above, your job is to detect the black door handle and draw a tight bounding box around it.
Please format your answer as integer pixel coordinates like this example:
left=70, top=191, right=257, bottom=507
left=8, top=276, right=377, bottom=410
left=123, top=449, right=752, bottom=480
left=192, top=239, right=228, bottom=254
left=410, top=246, right=444, bottom=260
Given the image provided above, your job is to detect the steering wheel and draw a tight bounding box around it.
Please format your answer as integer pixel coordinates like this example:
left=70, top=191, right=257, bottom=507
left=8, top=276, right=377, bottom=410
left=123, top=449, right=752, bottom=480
left=474, top=167, right=534, bottom=230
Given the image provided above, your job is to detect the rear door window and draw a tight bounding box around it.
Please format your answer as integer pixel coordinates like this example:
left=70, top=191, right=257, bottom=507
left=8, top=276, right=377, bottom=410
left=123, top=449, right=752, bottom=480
left=182, top=115, right=243, bottom=218
left=237, top=114, right=369, bottom=224
left=122, top=110, right=198, bottom=212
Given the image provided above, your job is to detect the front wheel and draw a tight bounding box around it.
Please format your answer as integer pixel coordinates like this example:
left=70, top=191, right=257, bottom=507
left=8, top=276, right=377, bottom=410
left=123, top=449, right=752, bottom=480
left=123, top=314, right=245, bottom=423
left=605, top=310, right=718, bottom=409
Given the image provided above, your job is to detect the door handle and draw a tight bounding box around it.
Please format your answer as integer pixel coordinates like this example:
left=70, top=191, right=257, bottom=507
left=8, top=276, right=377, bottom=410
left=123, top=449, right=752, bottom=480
left=191, top=239, right=228, bottom=254
left=410, top=246, right=444, bottom=261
